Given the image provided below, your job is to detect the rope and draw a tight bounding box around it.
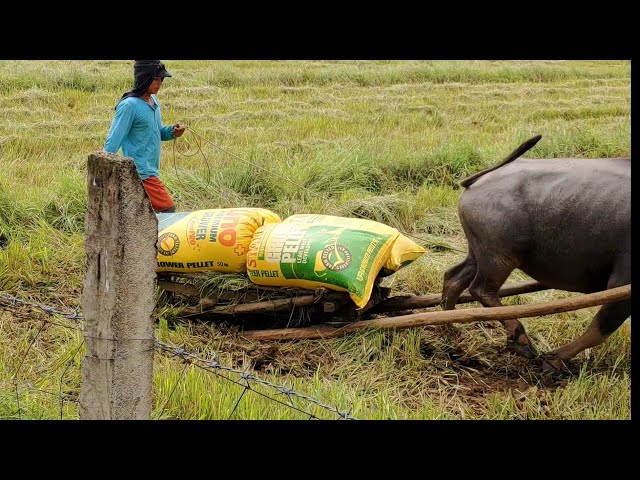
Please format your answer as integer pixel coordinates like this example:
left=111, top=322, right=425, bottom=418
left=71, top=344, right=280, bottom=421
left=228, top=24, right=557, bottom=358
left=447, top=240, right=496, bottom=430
left=170, top=125, right=318, bottom=195
left=170, top=126, right=212, bottom=190
left=167, top=125, right=442, bottom=251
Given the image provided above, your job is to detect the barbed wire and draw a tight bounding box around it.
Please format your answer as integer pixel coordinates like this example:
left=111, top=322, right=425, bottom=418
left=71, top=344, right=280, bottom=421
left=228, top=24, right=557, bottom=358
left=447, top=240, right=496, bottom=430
left=0, top=292, right=83, bottom=323
left=0, top=381, right=80, bottom=420
left=0, top=301, right=82, bottom=419
left=0, top=381, right=78, bottom=402
left=155, top=340, right=356, bottom=420
left=1, top=290, right=357, bottom=420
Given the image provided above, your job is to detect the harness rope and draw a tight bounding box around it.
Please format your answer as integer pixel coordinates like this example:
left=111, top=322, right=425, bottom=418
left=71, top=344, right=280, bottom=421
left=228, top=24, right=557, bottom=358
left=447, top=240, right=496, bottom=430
left=169, top=126, right=458, bottom=252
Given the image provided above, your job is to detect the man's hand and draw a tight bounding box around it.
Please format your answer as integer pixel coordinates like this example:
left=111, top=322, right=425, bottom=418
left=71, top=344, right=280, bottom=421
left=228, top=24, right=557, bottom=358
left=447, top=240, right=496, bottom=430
left=173, top=123, right=186, bottom=138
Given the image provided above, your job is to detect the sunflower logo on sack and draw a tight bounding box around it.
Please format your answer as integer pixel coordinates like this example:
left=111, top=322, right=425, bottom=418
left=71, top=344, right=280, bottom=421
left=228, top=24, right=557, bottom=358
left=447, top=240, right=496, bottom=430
left=320, top=244, right=352, bottom=271
left=158, top=232, right=180, bottom=256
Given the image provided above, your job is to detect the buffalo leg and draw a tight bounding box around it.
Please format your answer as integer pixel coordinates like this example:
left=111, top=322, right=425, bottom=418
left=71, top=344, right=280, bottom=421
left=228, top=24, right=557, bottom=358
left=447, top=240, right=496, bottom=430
left=541, top=300, right=631, bottom=373
left=441, top=253, right=477, bottom=310
left=468, top=267, right=537, bottom=359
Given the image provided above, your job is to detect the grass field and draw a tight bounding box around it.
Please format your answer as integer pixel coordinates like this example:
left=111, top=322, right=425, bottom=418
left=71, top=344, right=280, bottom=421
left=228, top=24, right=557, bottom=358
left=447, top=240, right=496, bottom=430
left=0, top=60, right=631, bottom=419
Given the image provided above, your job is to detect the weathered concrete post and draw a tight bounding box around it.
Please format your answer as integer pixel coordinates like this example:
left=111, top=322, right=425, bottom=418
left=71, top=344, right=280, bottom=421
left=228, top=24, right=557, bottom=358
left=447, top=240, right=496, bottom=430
left=79, top=152, right=157, bottom=419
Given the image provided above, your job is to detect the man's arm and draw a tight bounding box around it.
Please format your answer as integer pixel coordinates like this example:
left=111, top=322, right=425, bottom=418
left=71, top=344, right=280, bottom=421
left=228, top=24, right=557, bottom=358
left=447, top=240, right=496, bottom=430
left=161, top=123, right=185, bottom=141
left=104, top=101, right=135, bottom=153
left=160, top=124, right=175, bottom=141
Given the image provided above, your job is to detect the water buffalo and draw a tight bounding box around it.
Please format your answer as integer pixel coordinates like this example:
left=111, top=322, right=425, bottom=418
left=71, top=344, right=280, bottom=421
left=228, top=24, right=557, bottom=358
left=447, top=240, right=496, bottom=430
left=441, top=135, right=630, bottom=373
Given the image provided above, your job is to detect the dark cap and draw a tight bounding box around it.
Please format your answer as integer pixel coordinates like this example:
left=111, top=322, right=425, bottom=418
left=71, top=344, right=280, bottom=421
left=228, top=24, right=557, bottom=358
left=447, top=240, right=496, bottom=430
left=156, top=61, right=172, bottom=78
left=117, top=60, right=173, bottom=106
left=133, top=60, right=172, bottom=79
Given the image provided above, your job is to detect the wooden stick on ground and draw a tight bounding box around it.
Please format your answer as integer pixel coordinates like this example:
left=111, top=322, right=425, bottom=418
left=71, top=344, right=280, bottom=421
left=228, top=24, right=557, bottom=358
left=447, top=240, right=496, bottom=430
left=176, top=280, right=545, bottom=316
left=241, top=284, right=631, bottom=341
left=369, top=279, right=547, bottom=313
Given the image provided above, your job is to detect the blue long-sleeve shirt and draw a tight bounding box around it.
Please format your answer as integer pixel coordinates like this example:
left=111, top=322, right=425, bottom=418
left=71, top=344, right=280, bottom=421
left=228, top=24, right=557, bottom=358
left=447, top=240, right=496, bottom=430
left=104, top=94, right=175, bottom=179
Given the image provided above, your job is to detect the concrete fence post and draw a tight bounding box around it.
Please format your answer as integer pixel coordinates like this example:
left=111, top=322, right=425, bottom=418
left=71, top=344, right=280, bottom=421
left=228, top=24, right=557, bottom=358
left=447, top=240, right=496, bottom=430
left=79, top=152, right=157, bottom=419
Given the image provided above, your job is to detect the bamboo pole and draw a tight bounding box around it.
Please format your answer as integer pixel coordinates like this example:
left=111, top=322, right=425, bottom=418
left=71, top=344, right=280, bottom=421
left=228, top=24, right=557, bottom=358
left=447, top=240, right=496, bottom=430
left=241, top=284, right=631, bottom=341
left=157, top=280, right=202, bottom=298
left=181, top=291, right=351, bottom=315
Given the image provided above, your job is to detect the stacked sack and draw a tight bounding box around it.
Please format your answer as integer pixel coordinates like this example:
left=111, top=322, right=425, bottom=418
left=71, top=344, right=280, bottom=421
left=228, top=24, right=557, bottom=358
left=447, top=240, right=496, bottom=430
left=245, top=214, right=427, bottom=308
left=156, top=208, right=281, bottom=273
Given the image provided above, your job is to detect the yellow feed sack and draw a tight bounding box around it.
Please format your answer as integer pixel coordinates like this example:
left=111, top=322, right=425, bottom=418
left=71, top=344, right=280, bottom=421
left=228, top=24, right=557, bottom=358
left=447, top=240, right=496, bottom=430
left=156, top=208, right=282, bottom=273
left=246, top=214, right=426, bottom=308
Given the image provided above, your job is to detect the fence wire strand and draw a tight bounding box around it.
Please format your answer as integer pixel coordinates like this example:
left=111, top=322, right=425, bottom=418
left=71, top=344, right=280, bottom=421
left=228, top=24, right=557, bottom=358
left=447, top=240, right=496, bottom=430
left=1, top=290, right=357, bottom=420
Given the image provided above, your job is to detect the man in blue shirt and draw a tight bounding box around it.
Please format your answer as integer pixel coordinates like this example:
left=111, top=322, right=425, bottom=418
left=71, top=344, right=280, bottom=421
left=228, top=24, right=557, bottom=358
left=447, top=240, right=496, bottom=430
left=104, top=60, right=185, bottom=213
